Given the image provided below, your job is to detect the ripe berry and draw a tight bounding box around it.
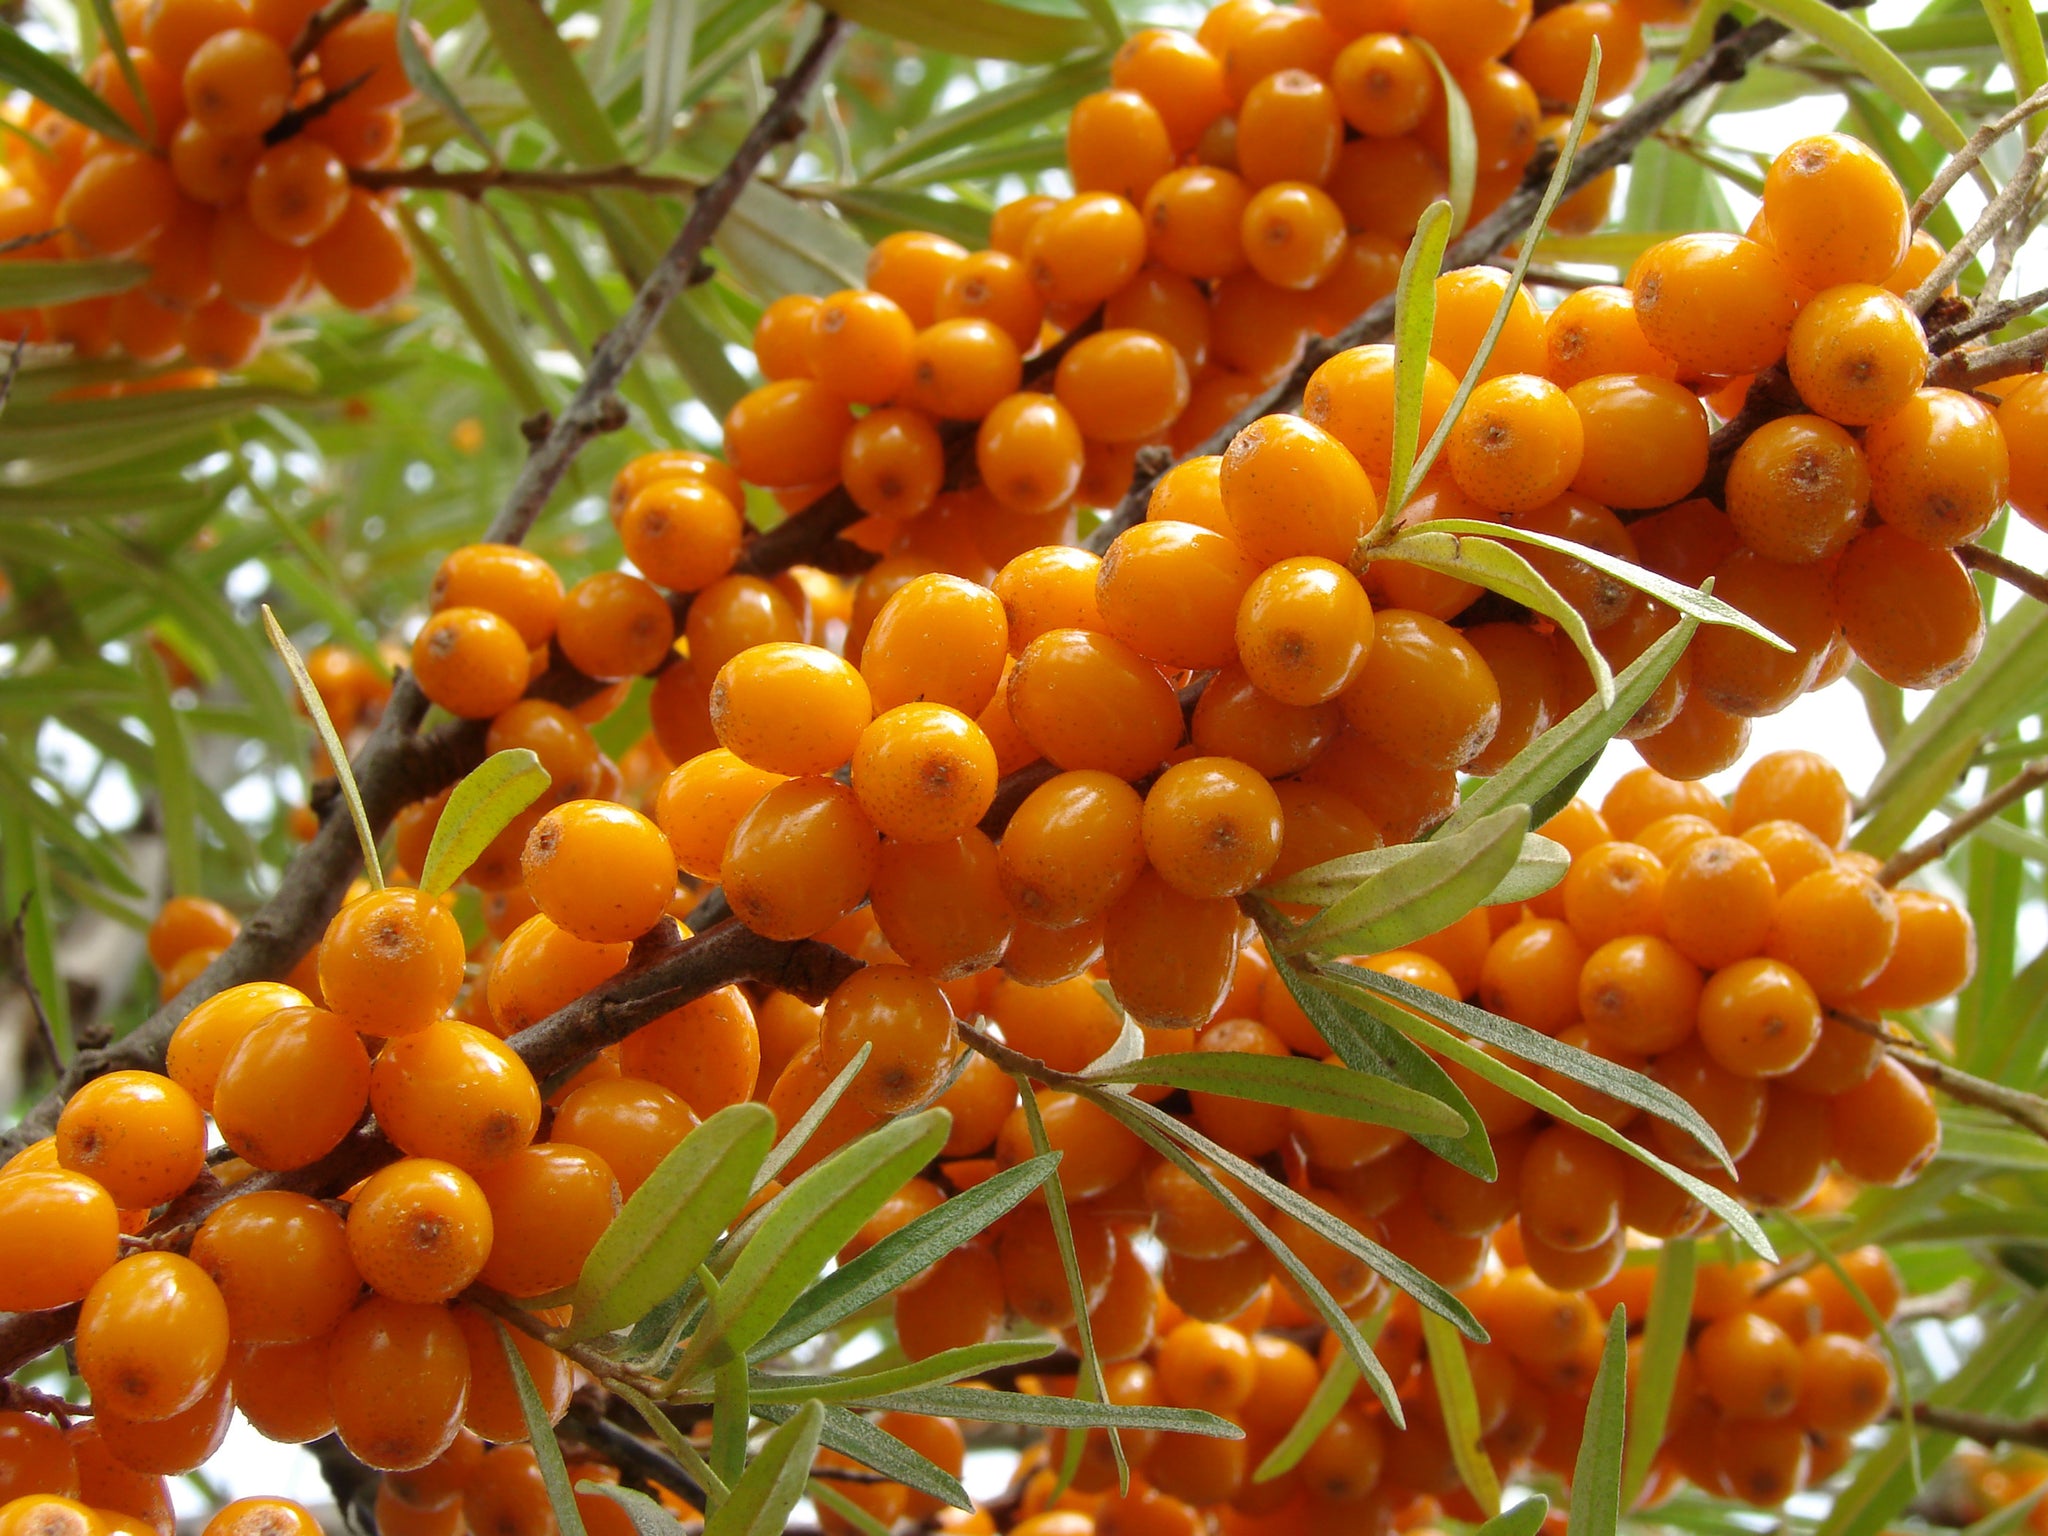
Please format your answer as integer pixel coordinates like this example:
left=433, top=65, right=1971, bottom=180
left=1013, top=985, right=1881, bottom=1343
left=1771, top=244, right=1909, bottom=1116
left=318, top=886, right=467, bottom=1036
left=1762, top=133, right=1910, bottom=290
left=77, top=1252, right=230, bottom=1423
left=328, top=1297, right=472, bottom=1472
left=55, top=1069, right=206, bottom=1210
left=346, top=1157, right=496, bottom=1305
left=0, top=1170, right=120, bottom=1312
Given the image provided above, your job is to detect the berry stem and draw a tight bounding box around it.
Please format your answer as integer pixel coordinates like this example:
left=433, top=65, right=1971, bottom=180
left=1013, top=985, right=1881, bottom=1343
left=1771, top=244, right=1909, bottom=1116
left=1907, top=81, right=2048, bottom=232
left=1829, top=1008, right=2048, bottom=1144
left=351, top=163, right=706, bottom=200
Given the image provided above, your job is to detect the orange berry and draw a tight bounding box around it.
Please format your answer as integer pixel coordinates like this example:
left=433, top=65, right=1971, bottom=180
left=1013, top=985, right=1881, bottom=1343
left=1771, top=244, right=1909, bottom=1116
left=411, top=607, right=528, bottom=719
left=1106, top=869, right=1242, bottom=1029
left=1068, top=88, right=1176, bottom=204
left=721, top=777, right=879, bottom=941
left=1864, top=386, right=2010, bottom=549
left=1696, top=957, right=1822, bottom=1079
left=1828, top=1055, right=1940, bottom=1186
left=1141, top=756, right=1284, bottom=899
left=998, top=769, right=1147, bottom=928
left=1025, top=193, right=1148, bottom=308
left=1660, top=835, right=1778, bottom=968
left=711, top=642, right=870, bottom=776
left=0, top=1170, right=120, bottom=1312
left=77, top=1252, right=229, bottom=1423
left=865, top=230, right=968, bottom=329
left=556, top=570, right=676, bottom=681
left=1112, top=28, right=1230, bottom=153
left=722, top=379, right=853, bottom=488
left=1762, top=133, right=1910, bottom=290
left=860, top=572, right=1009, bottom=716
left=619, top=986, right=760, bottom=1117
left=1337, top=608, right=1500, bottom=771
left=1007, top=628, right=1183, bottom=780
left=59, top=149, right=179, bottom=257
left=1098, top=520, right=1259, bottom=672
left=1236, top=69, right=1342, bottom=188
left=1833, top=525, right=1984, bottom=690
left=370, top=1020, right=541, bottom=1173
left=654, top=749, right=784, bottom=881
left=472, top=1143, right=618, bottom=1298
left=1786, top=284, right=1927, bottom=427
left=313, top=10, right=418, bottom=109
left=805, top=289, right=915, bottom=405
left=1221, top=414, right=1377, bottom=566
left=1687, top=549, right=1839, bottom=719
left=620, top=476, right=744, bottom=590
left=1240, top=181, right=1347, bottom=290
left=1725, top=414, right=1871, bottom=565
left=1696, top=1310, right=1803, bottom=1420
left=1579, top=934, right=1702, bottom=1054
left=329, top=1297, right=471, bottom=1471
left=484, top=914, right=630, bottom=1036
left=1630, top=233, right=1804, bottom=377
left=190, top=1190, right=359, bottom=1344
left=346, top=1157, right=494, bottom=1304
left=520, top=800, right=674, bottom=945
left=1447, top=373, right=1585, bottom=513
left=1567, top=373, right=1708, bottom=510
left=318, top=886, right=467, bottom=1036
left=976, top=392, right=1086, bottom=516
left=55, top=1069, right=206, bottom=1210
left=851, top=703, right=998, bottom=844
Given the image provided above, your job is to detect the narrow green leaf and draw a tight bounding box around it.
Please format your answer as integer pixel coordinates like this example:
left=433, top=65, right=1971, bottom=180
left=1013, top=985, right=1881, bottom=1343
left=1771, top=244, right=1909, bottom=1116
left=1376, top=198, right=1455, bottom=530
left=1264, top=836, right=1566, bottom=915
left=1749, top=0, right=1972, bottom=155
left=819, top=0, right=1100, bottom=62
left=1442, top=612, right=1701, bottom=838
left=1566, top=1308, right=1628, bottom=1536
left=399, top=0, right=496, bottom=156
left=1481, top=1497, right=1552, bottom=1536
left=1983, top=0, right=2048, bottom=123
left=418, top=748, right=552, bottom=898
left=474, top=0, right=626, bottom=163
left=611, top=1382, right=726, bottom=1504
left=672, top=1109, right=952, bottom=1380
left=0, top=30, right=141, bottom=146
left=577, top=1484, right=688, bottom=1536
left=566, top=1102, right=776, bottom=1343
left=711, top=1352, right=748, bottom=1496
left=1620, top=1241, right=1695, bottom=1509
left=1082, top=1051, right=1466, bottom=1137
left=1425, top=1310, right=1502, bottom=1516
left=0, top=796, right=71, bottom=1055
left=754, top=1042, right=870, bottom=1193
left=1364, top=529, right=1613, bottom=705
left=261, top=605, right=382, bottom=889
left=754, top=1402, right=969, bottom=1511
left=0, top=261, right=148, bottom=308
left=829, top=185, right=993, bottom=250
left=703, top=1399, right=823, bottom=1536
left=806, top=1481, right=893, bottom=1536
left=746, top=1339, right=1055, bottom=1402
left=396, top=202, right=552, bottom=418
left=1286, top=804, right=1532, bottom=957
left=715, top=185, right=869, bottom=300
left=493, top=1320, right=591, bottom=1536
left=643, top=0, right=699, bottom=153
left=1411, top=44, right=1475, bottom=234
left=134, top=647, right=200, bottom=899
left=825, top=1383, right=1240, bottom=1437
left=1253, top=1350, right=1358, bottom=1483
left=751, top=1153, right=1057, bottom=1360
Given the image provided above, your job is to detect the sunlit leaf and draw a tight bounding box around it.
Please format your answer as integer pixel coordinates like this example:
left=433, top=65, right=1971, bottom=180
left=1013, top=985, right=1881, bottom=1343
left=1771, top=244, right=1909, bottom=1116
left=0, top=29, right=142, bottom=146
left=703, top=1400, right=823, bottom=1536
left=1566, top=1308, right=1628, bottom=1536
left=418, top=749, right=552, bottom=898
left=493, top=1319, right=591, bottom=1536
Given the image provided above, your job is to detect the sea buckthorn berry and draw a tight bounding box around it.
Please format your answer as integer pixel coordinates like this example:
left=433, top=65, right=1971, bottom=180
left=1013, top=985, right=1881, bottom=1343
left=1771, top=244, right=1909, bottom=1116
left=1725, top=414, right=1871, bottom=565
left=0, top=1413, right=78, bottom=1502
left=1696, top=958, right=1822, bottom=1078
left=1649, top=1039, right=1769, bottom=1168
left=870, top=831, right=1012, bottom=980
left=1829, top=1054, right=1941, bottom=1186
left=1433, top=267, right=1550, bottom=384
left=722, top=379, right=853, bottom=487
left=1331, top=32, right=1435, bottom=136
left=1688, top=549, right=1839, bottom=719
left=1112, top=27, right=1228, bottom=150
left=0, top=1496, right=104, bottom=1536
left=1479, top=918, right=1586, bottom=1035
left=1422, top=59, right=1539, bottom=176
left=431, top=545, right=564, bottom=650
left=998, top=1207, right=1115, bottom=1329
left=1054, top=329, right=1192, bottom=444
left=935, top=1049, right=1020, bottom=1156
left=61, top=149, right=180, bottom=257
left=1220, top=415, right=1377, bottom=566
left=1191, top=665, right=1339, bottom=779
left=620, top=986, right=759, bottom=1117
left=229, top=1337, right=336, bottom=1447
left=1853, top=888, right=1974, bottom=1013
left=329, top=1297, right=471, bottom=1472
left=1519, top=1125, right=1626, bottom=1253
left=993, top=546, right=1102, bottom=653
left=519, top=800, right=674, bottom=946
left=370, top=1021, right=541, bottom=1173
left=1024, top=193, right=1147, bottom=308
left=1797, top=1333, right=1893, bottom=1436
left=1499, top=492, right=1641, bottom=634
left=1728, top=749, right=1848, bottom=846
left=319, top=886, right=467, bottom=1036
left=806, top=289, right=915, bottom=405
left=999, top=1089, right=1143, bottom=1199
left=1236, top=68, right=1343, bottom=188
left=819, top=962, right=954, bottom=1122
left=245, top=136, right=350, bottom=247
left=1141, top=756, right=1285, bottom=900
left=1465, top=622, right=1566, bottom=774
left=1337, top=609, right=1501, bottom=771
left=1562, top=841, right=1666, bottom=948
left=852, top=703, right=999, bottom=844
left=1007, top=628, right=1182, bottom=780
left=933, top=256, right=1043, bottom=356
left=210, top=200, right=311, bottom=311
left=1713, top=1416, right=1810, bottom=1507
left=1299, top=731, right=1456, bottom=844
left=991, top=977, right=1126, bottom=1078
left=147, top=896, right=239, bottom=973
left=1143, top=166, right=1251, bottom=282
left=1068, top=89, right=1176, bottom=204
left=1736, top=1083, right=1834, bottom=1210
left=190, top=1192, right=359, bottom=1345
left=0, top=1171, right=120, bottom=1312
left=1234, top=557, right=1374, bottom=708
left=1763, top=133, right=1910, bottom=290
left=999, top=769, right=1147, bottom=928
left=864, top=230, right=967, bottom=330
left=1447, top=373, right=1585, bottom=513
left=1697, top=1310, right=1803, bottom=1420
left=1305, top=346, right=1455, bottom=486
left=1513, top=0, right=1645, bottom=102
left=1864, top=386, right=2010, bottom=549
left=557, top=570, right=676, bottom=681
left=486, top=702, right=604, bottom=813
left=976, top=392, right=1086, bottom=516
left=1579, top=934, right=1702, bottom=1054
left=1630, top=234, right=1804, bottom=378
left=1240, top=181, right=1347, bottom=290
left=654, top=752, right=783, bottom=883
left=1310, top=230, right=1404, bottom=335
left=1208, top=271, right=1316, bottom=383
left=691, top=575, right=805, bottom=679
left=753, top=294, right=820, bottom=379
left=1097, top=520, right=1258, bottom=672
left=452, top=1305, right=571, bottom=1447
left=1155, top=1319, right=1257, bottom=1416
left=1544, top=284, right=1674, bottom=387
left=485, top=915, right=630, bottom=1036
left=1407, top=0, right=1531, bottom=71
left=1106, top=870, right=1242, bottom=1029
left=308, top=188, right=414, bottom=310
left=346, top=1158, right=494, bottom=1305
left=722, top=776, right=879, bottom=941
left=860, top=572, right=1009, bottom=717
left=55, top=1069, right=205, bottom=1211
left=1999, top=375, right=2048, bottom=530
left=619, top=476, right=744, bottom=590
left=77, top=1253, right=229, bottom=1423
left=1786, top=284, right=1927, bottom=426
left=472, top=1144, right=617, bottom=1299
left=1834, top=525, right=1984, bottom=691
left=710, top=643, right=870, bottom=778
left=1567, top=373, right=1708, bottom=509
left=1223, top=5, right=1341, bottom=99
left=1660, top=835, right=1777, bottom=968
left=411, top=607, right=528, bottom=719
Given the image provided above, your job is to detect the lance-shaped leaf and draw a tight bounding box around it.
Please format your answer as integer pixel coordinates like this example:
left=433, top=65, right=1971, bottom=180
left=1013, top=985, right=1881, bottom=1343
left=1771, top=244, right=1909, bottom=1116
left=565, top=1102, right=776, bottom=1343
left=399, top=0, right=495, bottom=156
left=703, top=1400, right=824, bottom=1536
left=1364, top=529, right=1614, bottom=704
left=745, top=1339, right=1056, bottom=1403
left=474, top=0, right=625, bottom=163
left=863, top=52, right=1109, bottom=179
left=1082, top=1050, right=1465, bottom=1139
left=1262, top=835, right=1567, bottom=915
left=821, top=0, right=1098, bottom=61
left=670, top=1109, right=952, bottom=1380
left=641, top=0, right=697, bottom=152
left=1620, top=1242, right=1694, bottom=1509
left=753, top=1043, right=871, bottom=1193
left=1567, top=1309, right=1629, bottom=1536
left=826, top=1383, right=1241, bottom=1437
left=1281, top=804, right=1531, bottom=958
left=754, top=1402, right=970, bottom=1512
left=751, top=1153, right=1058, bottom=1360
left=1425, top=1310, right=1502, bottom=1517
left=1376, top=199, right=1455, bottom=530
left=578, top=1485, right=688, bottom=1536
left=1413, top=44, right=1476, bottom=233
left=1480, top=1498, right=1552, bottom=1536
left=0, top=30, right=142, bottom=146
left=494, top=1320, right=591, bottom=1536
left=0, top=261, right=148, bottom=308
left=419, top=749, right=552, bottom=898
left=1438, top=613, right=1700, bottom=838
left=1750, top=0, right=1971, bottom=156
left=262, top=605, right=381, bottom=889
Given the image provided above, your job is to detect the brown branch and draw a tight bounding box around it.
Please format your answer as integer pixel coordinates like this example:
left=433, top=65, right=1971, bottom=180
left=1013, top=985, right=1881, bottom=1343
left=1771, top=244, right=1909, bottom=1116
left=1910, top=82, right=2048, bottom=229
left=353, top=163, right=704, bottom=201
left=1928, top=326, right=2048, bottom=389
left=1087, top=14, right=1793, bottom=554
left=1909, top=128, right=2048, bottom=314
left=1926, top=284, right=2048, bottom=353
left=289, top=0, right=368, bottom=64
left=1829, top=1010, right=2048, bottom=1143
left=1956, top=544, right=2048, bottom=607
left=1887, top=1402, right=2048, bottom=1451
left=1878, top=756, right=2048, bottom=885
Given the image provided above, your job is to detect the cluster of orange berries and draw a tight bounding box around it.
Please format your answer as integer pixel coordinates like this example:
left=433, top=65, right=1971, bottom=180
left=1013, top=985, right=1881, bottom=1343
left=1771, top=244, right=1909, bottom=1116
left=0, top=0, right=418, bottom=370
left=0, top=1477, right=325, bottom=1536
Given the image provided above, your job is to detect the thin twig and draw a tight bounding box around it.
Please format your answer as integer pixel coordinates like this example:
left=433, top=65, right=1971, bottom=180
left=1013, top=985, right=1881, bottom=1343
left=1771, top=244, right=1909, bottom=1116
left=1910, top=83, right=2048, bottom=228
left=1928, top=326, right=2048, bottom=390
left=1909, top=130, right=2048, bottom=314
left=1830, top=1010, right=2048, bottom=1143
left=6, top=896, right=62, bottom=1074
left=289, top=0, right=368, bottom=64
left=1088, top=14, right=1793, bottom=553
left=353, top=163, right=704, bottom=201
left=1956, top=544, right=2048, bottom=608
left=1886, top=1403, right=2048, bottom=1451
left=1878, top=756, right=2048, bottom=885
left=1927, top=284, right=2048, bottom=352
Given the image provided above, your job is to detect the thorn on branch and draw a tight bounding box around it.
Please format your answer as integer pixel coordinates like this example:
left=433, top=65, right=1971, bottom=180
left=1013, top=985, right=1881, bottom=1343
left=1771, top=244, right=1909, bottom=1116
left=520, top=411, right=554, bottom=446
